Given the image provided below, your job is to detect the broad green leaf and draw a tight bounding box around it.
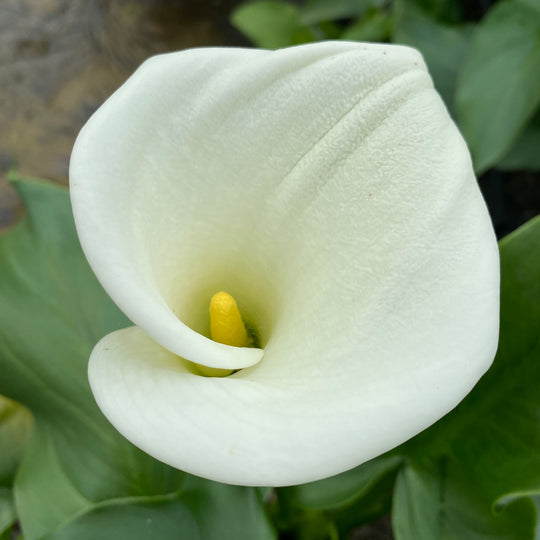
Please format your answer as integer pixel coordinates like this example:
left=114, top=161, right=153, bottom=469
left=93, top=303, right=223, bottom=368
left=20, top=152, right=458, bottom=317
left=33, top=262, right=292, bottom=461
left=0, top=528, right=12, bottom=540
left=330, top=460, right=402, bottom=535
left=15, top=423, right=94, bottom=540
left=314, top=20, right=343, bottom=40
left=392, top=0, right=472, bottom=114
left=0, top=177, right=182, bottom=538
left=515, top=0, right=540, bottom=15
left=535, top=496, right=540, bottom=540
left=0, top=396, right=32, bottom=487
left=177, top=477, right=274, bottom=540
left=406, top=0, right=463, bottom=23
left=393, top=462, right=536, bottom=540
left=0, top=177, right=274, bottom=540
left=45, top=496, right=199, bottom=540
left=284, top=455, right=403, bottom=510
left=392, top=215, right=540, bottom=539
left=342, top=11, right=393, bottom=42
left=0, top=488, right=16, bottom=536
left=456, top=0, right=540, bottom=173
left=280, top=455, right=403, bottom=536
left=498, top=112, right=540, bottom=171
left=231, top=1, right=314, bottom=49
left=45, top=479, right=274, bottom=540
left=299, top=0, right=385, bottom=25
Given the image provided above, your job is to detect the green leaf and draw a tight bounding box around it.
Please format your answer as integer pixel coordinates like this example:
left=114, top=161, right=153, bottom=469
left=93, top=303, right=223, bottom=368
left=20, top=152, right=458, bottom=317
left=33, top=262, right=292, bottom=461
left=498, top=112, right=540, bottom=171
left=284, top=455, right=403, bottom=510
left=0, top=396, right=32, bottom=487
left=44, top=479, right=274, bottom=540
left=0, top=488, right=16, bottom=536
left=0, top=176, right=274, bottom=540
left=405, top=0, right=463, bottom=23
left=393, top=461, right=536, bottom=540
left=342, top=11, right=393, bottom=42
left=391, top=215, right=540, bottom=539
left=44, top=496, right=199, bottom=540
left=231, top=1, right=314, bottom=49
left=392, top=0, right=473, bottom=115
left=455, top=0, right=540, bottom=173
left=280, top=455, right=403, bottom=536
left=177, top=477, right=275, bottom=540
left=15, top=423, right=93, bottom=540
left=299, top=0, right=385, bottom=25
left=0, top=528, right=13, bottom=540
left=314, top=20, right=343, bottom=40
left=534, top=496, right=540, bottom=539
left=515, top=0, right=540, bottom=16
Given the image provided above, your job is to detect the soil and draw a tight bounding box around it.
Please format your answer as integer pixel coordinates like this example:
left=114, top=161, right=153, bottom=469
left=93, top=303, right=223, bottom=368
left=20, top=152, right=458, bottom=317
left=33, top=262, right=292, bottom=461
left=0, top=0, right=247, bottom=231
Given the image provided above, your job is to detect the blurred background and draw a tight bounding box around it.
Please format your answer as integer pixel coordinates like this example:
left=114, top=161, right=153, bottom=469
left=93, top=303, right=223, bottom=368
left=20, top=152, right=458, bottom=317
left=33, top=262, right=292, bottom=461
left=1, top=2, right=539, bottom=537
left=0, top=0, right=245, bottom=230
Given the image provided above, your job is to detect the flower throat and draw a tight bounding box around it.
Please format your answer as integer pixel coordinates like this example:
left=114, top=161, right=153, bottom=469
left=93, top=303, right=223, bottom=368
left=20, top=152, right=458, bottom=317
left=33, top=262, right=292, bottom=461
left=196, top=291, right=254, bottom=377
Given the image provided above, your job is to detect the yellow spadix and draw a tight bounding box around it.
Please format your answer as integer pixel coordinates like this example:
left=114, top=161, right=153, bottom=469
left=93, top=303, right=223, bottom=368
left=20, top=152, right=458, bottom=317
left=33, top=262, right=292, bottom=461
left=197, top=291, right=251, bottom=377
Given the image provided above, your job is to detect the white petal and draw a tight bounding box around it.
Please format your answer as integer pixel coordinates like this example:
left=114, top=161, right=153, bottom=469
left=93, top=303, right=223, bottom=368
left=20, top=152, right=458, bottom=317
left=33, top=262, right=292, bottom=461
left=90, top=308, right=496, bottom=487
left=69, top=41, right=465, bottom=370
left=76, top=42, right=499, bottom=485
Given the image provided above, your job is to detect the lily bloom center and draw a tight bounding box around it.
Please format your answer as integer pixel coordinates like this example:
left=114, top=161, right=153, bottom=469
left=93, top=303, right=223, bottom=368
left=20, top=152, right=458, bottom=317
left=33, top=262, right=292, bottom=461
left=196, top=291, right=253, bottom=377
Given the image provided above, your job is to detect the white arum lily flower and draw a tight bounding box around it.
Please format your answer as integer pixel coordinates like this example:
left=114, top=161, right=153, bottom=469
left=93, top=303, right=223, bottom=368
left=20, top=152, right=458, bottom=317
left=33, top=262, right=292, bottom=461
left=70, top=41, right=499, bottom=487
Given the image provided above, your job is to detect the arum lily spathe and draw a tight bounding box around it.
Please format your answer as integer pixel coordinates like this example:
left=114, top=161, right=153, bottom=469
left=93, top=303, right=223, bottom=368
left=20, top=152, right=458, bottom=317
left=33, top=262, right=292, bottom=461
left=69, top=41, right=499, bottom=487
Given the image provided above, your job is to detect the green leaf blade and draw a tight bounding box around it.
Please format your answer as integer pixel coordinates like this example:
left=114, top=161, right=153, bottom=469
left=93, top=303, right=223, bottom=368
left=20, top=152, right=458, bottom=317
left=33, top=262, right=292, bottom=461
left=393, top=461, right=538, bottom=540
left=455, top=0, right=540, bottom=173
left=299, top=0, right=384, bottom=25
left=0, top=177, right=274, bottom=539
left=498, top=117, right=540, bottom=171
left=392, top=215, right=540, bottom=538
left=42, top=497, right=200, bottom=540
left=284, top=455, right=403, bottom=511
left=342, top=11, right=393, bottom=43
left=392, top=0, right=472, bottom=115
left=231, top=1, right=313, bottom=49
left=0, top=488, right=17, bottom=537
left=0, top=396, right=32, bottom=487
